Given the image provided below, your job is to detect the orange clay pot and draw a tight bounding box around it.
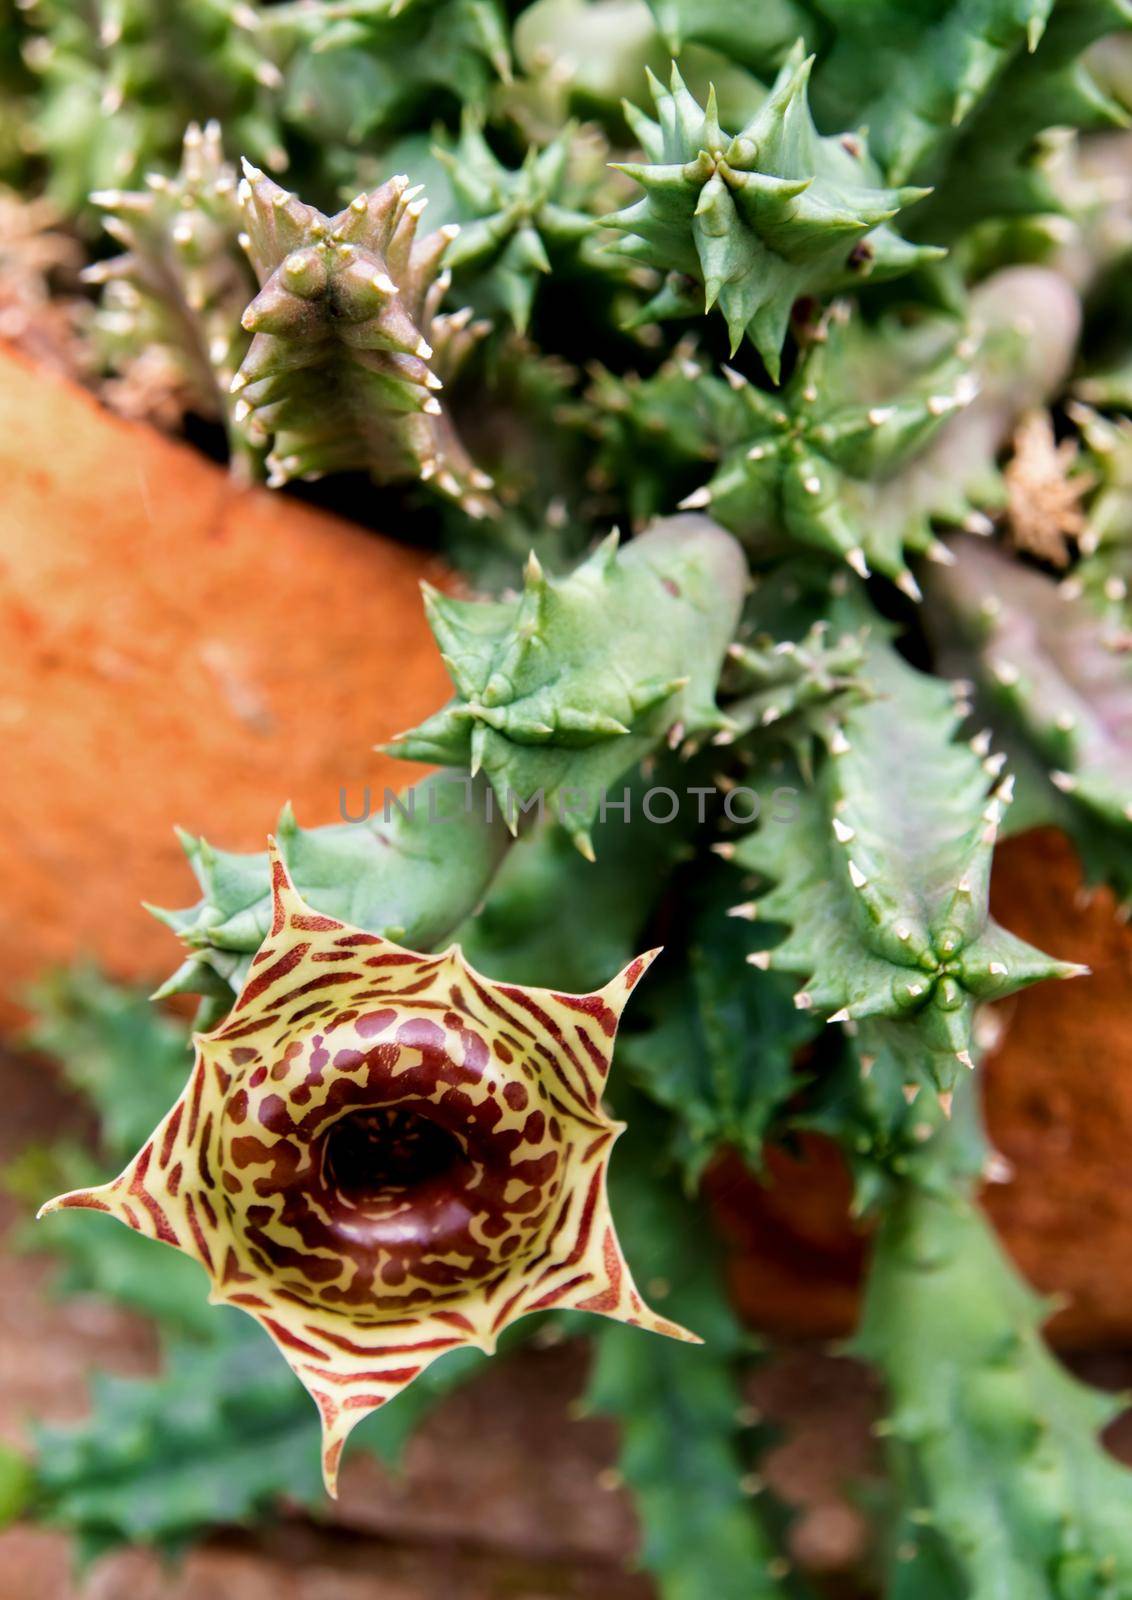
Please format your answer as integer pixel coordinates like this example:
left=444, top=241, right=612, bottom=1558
left=0, top=346, right=449, bottom=1024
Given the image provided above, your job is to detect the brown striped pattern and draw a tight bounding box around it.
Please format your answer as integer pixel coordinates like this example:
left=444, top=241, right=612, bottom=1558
left=39, top=840, right=697, bottom=1494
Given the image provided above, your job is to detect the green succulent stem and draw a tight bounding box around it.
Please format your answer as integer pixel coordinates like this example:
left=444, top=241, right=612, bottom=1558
left=603, top=46, right=940, bottom=377
left=151, top=768, right=512, bottom=1019
left=856, top=1168, right=1132, bottom=1598
left=385, top=514, right=748, bottom=855
left=733, top=620, right=1085, bottom=1105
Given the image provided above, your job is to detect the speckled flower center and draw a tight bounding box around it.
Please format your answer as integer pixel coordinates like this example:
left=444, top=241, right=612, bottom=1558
left=322, top=1106, right=466, bottom=1200
left=216, top=1011, right=567, bottom=1316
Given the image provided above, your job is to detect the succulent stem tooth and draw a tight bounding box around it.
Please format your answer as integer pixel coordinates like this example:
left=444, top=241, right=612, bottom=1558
left=983, top=1152, right=1014, bottom=1183
left=895, top=570, right=922, bottom=602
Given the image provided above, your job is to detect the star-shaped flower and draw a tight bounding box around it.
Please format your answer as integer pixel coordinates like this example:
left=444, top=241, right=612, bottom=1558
left=40, top=843, right=694, bottom=1493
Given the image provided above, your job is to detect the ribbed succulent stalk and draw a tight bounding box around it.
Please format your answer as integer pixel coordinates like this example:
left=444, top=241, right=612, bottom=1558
left=720, top=616, right=869, bottom=751
left=152, top=516, right=747, bottom=1008
left=731, top=625, right=1085, bottom=1104
left=434, top=112, right=613, bottom=333
left=928, top=533, right=1132, bottom=899
left=153, top=770, right=512, bottom=1021
left=603, top=45, right=940, bottom=377
left=385, top=514, right=748, bottom=855
left=586, top=267, right=1081, bottom=592
left=856, top=1170, right=1132, bottom=1598
left=232, top=162, right=496, bottom=511
left=83, top=121, right=262, bottom=475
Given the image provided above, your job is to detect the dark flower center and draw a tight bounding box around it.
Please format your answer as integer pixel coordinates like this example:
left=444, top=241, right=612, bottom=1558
left=323, top=1107, right=465, bottom=1204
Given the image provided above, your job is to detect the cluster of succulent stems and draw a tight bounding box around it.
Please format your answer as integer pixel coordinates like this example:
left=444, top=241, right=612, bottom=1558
left=7, top=0, right=1132, bottom=1591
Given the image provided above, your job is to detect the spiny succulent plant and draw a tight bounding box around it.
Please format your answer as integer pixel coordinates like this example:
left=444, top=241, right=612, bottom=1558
left=856, top=1176, right=1132, bottom=1597
left=901, top=0, right=1132, bottom=239
left=448, top=334, right=584, bottom=515
left=794, top=1026, right=962, bottom=1219
left=0, top=184, right=85, bottom=370
left=254, top=0, right=511, bottom=153
left=603, top=47, right=940, bottom=377
left=720, top=615, right=869, bottom=751
left=42, top=846, right=693, bottom=1493
left=576, top=342, right=739, bottom=527
left=1069, top=399, right=1132, bottom=609
left=450, top=760, right=697, bottom=994
left=232, top=160, right=495, bottom=510
left=19, top=0, right=286, bottom=213
left=684, top=303, right=978, bottom=592
left=385, top=516, right=747, bottom=854
left=154, top=769, right=512, bottom=1019
left=929, top=534, right=1132, bottom=898
left=585, top=1102, right=791, bottom=1597
left=803, top=0, right=1054, bottom=189
left=16, top=0, right=1132, bottom=1591
left=434, top=113, right=611, bottom=333
left=585, top=266, right=1080, bottom=591
left=620, top=870, right=820, bottom=1182
left=82, top=122, right=262, bottom=475
left=731, top=630, right=1085, bottom=1103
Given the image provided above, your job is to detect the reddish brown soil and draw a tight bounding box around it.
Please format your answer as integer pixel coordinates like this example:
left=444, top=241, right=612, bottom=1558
left=0, top=346, right=450, bottom=1023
